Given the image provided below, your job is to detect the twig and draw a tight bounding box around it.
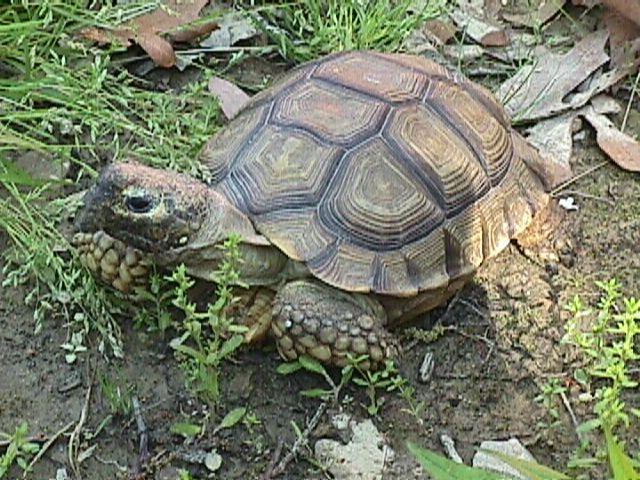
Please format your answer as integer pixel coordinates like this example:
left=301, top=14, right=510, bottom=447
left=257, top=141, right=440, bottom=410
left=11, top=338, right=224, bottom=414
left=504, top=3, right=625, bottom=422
left=93, top=455, right=128, bottom=472
left=68, top=383, right=93, bottom=480
left=132, top=396, right=151, bottom=475
left=262, top=402, right=328, bottom=479
left=558, top=189, right=616, bottom=206
left=621, top=67, right=640, bottom=133
left=262, top=440, right=284, bottom=480
left=22, top=421, right=75, bottom=478
left=559, top=390, right=582, bottom=441
left=0, top=436, right=45, bottom=449
left=551, top=161, right=608, bottom=196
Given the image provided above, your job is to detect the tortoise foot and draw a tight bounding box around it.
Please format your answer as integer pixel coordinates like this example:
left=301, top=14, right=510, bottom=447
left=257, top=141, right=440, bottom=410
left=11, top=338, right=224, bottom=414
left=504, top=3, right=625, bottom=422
left=272, top=280, right=397, bottom=370
left=515, top=202, right=575, bottom=270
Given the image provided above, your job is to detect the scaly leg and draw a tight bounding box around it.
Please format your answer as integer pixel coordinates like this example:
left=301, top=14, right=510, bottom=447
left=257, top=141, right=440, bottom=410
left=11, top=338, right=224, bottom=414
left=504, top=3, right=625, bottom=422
left=271, top=280, right=397, bottom=370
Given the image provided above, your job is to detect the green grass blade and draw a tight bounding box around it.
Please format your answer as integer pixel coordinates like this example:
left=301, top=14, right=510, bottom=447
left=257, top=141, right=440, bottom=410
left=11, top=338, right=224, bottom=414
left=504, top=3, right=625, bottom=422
left=480, top=449, right=572, bottom=480
left=407, top=442, right=508, bottom=480
left=604, top=427, right=640, bottom=480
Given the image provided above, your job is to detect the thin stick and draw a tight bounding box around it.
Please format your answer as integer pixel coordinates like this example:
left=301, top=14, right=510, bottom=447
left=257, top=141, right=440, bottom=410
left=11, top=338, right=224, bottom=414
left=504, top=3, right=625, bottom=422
left=551, top=160, right=609, bottom=196
left=559, top=189, right=615, bottom=206
left=621, top=68, right=640, bottom=133
left=560, top=390, right=582, bottom=441
left=132, top=396, right=151, bottom=473
left=68, top=383, right=93, bottom=480
left=263, top=402, right=328, bottom=479
left=22, top=421, right=75, bottom=478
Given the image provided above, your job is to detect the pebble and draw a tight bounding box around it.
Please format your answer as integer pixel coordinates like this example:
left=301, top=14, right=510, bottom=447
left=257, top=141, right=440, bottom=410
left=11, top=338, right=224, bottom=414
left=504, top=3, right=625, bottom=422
left=472, top=438, right=537, bottom=480
left=315, top=419, right=392, bottom=480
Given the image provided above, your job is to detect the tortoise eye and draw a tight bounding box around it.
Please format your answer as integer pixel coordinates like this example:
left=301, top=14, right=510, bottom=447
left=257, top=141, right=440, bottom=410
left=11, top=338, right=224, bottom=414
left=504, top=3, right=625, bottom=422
left=125, top=193, right=154, bottom=214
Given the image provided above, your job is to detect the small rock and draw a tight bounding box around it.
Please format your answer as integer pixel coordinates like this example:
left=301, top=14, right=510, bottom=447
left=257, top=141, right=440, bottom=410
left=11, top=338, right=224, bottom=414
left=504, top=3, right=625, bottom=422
left=331, top=412, right=352, bottom=431
left=439, top=433, right=463, bottom=464
left=55, top=468, right=69, bottom=480
left=204, top=450, right=223, bottom=472
left=419, top=351, right=435, bottom=383
left=472, top=438, right=536, bottom=480
left=315, top=419, right=392, bottom=480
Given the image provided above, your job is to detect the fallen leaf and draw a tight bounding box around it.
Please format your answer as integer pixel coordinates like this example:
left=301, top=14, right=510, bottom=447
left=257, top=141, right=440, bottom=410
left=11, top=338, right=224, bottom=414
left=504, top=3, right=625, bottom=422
left=423, top=19, right=458, bottom=45
left=590, top=94, right=621, bottom=114
left=602, top=0, right=640, bottom=28
left=208, top=77, right=250, bottom=120
left=603, top=9, right=640, bottom=69
left=498, top=30, right=612, bottom=121
left=137, top=31, right=176, bottom=68
left=564, top=65, right=632, bottom=109
left=525, top=112, right=577, bottom=188
left=450, top=0, right=507, bottom=44
left=79, top=0, right=215, bottom=68
left=200, top=10, right=258, bottom=49
left=581, top=105, right=640, bottom=172
left=444, top=44, right=486, bottom=62
left=503, top=0, right=567, bottom=28
left=481, top=30, right=511, bottom=47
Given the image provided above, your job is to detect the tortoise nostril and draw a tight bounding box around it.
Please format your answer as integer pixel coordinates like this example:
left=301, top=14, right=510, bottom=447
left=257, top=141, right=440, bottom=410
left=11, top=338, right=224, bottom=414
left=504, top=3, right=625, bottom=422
left=125, top=194, right=154, bottom=214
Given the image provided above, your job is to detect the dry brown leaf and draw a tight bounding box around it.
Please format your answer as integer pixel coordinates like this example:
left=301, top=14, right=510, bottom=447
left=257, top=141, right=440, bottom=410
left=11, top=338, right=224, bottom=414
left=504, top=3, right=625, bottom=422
left=423, top=19, right=458, bottom=45
left=525, top=113, right=576, bottom=188
left=79, top=0, right=214, bottom=68
left=590, top=93, right=622, bottom=114
left=498, top=30, right=612, bottom=121
left=208, top=77, right=250, bottom=120
left=503, top=0, right=567, bottom=28
left=481, top=30, right=511, bottom=47
left=137, top=31, right=176, bottom=68
left=450, top=0, right=507, bottom=44
left=603, top=8, right=640, bottom=69
left=581, top=106, right=640, bottom=172
left=602, top=0, right=640, bottom=27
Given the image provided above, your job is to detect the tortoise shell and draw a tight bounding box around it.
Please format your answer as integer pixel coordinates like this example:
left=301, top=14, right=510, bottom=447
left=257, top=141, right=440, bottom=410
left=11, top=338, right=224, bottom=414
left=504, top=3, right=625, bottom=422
left=202, top=51, right=549, bottom=297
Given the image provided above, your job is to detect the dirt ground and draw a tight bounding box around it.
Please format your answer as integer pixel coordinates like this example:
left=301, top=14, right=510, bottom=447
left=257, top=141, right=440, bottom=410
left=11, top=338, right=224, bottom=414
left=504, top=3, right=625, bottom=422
left=2, top=16, right=640, bottom=480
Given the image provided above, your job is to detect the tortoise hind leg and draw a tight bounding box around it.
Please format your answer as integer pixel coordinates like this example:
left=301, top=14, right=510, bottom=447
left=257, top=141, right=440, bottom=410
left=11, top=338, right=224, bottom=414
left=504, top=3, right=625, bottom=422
left=272, top=280, right=397, bottom=370
left=515, top=201, right=574, bottom=268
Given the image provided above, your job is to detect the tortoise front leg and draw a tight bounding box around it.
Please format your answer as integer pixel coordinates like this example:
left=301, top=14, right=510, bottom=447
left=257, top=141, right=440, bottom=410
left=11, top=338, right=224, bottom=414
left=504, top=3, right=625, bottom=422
left=271, top=280, right=397, bottom=370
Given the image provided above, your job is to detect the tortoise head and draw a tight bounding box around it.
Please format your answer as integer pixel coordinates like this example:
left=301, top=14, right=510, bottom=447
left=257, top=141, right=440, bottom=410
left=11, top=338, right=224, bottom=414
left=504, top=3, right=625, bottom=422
left=73, top=162, right=260, bottom=292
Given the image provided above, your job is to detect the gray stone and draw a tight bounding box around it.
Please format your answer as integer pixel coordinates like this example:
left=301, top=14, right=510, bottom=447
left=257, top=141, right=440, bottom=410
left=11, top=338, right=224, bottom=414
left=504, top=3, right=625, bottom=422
left=315, top=419, right=393, bottom=480
left=472, top=437, right=536, bottom=480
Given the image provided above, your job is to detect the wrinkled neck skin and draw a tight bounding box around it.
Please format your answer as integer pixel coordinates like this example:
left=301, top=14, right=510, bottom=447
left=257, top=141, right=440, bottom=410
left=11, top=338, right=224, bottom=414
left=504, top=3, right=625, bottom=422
left=154, top=188, right=306, bottom=287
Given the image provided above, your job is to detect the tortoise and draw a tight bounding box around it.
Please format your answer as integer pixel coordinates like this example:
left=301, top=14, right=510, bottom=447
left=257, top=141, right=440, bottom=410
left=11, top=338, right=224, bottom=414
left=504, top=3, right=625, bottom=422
left=74, top=51, right=565, bottom=370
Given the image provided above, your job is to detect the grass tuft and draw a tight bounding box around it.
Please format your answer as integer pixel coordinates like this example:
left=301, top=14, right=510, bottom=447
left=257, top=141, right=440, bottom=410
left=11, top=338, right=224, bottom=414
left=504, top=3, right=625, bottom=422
left=249, top=0, right=445, bottom=63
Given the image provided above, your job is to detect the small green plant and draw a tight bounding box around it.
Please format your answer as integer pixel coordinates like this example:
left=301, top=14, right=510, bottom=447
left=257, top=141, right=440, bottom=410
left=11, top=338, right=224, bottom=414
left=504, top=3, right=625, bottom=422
left=251, top=0, right=445, bottom=63
left=163, top=235, right=248, bottom=404
left=277, top=354, right=353, bottom=402
left=0, top=423, right=40, bottom=478
left=278, top=354, right=406, bottom=415
left=563, top=279, right=640, bottom=431
left=535, top=377, right=568, bottom=429
left=351, top=359, right=406, bottom=415
left=398, top=383, right=427, bottom=422
left=99, top=373, right=133, bottom=416
left=178, top=468, right=198, bottom=480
